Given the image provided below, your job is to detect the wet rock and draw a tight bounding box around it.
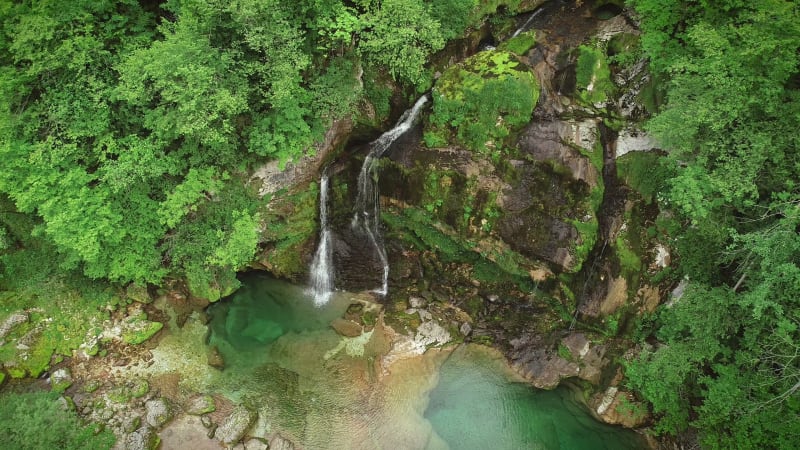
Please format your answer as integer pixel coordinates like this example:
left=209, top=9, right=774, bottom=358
left=200, top=414, right=213, bottom=428
left=186, top=394, right=216, bottom=415
left=269, top=434, right=296, bottom=450
left=125, top=426, right=160, bottom=450
left=215, top=406, right=257, bottom=446
left=408, top=296, right=427, bottom=309
left=459, top=322, right=472, bottom=336
left=615, top=128, right=658, bottom=158
left=207, top=346, right=225, bottom=369
left=592, top=387, right=649, bottom=428
left=330, top=318, right=363, bottom=337
left=599, top=277, right=628, bottom=316
left=145, top=398, right=173, bottom=429
left=518, top=120, right=600, bottom=187
left=50, top=367, right=73, bottom=392
left=414, top=321, right=452, bottom=348
left=511, top=346, right=579, bottom=389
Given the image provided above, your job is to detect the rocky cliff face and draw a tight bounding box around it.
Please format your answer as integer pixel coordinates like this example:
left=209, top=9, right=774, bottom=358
left=253, top=0, right=669, bottom=430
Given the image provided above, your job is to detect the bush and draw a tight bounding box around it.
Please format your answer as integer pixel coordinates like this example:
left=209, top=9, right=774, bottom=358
left=0, top=391, right=116, bottom=449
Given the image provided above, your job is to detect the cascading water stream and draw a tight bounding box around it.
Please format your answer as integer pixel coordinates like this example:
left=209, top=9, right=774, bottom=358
left=309, top=170, right=334, bottom=306
left=351, top=95, right=428, bottom=295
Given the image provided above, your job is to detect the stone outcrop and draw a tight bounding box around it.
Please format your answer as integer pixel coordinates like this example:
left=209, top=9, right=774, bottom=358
left=215, top=406, right=257, bottom=446
left=509, top=333, right=609, bottom=388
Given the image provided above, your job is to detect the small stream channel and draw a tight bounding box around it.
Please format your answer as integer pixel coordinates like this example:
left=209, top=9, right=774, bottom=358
left=204, top=273, right=646, bottom=449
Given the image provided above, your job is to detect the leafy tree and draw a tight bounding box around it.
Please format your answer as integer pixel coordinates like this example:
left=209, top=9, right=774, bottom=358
left=627, top=0, right=800, bottom=446
left=359, top=0, right=445, bottom=88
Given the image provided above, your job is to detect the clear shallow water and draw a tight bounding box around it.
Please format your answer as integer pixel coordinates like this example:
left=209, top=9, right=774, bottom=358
left=206, top=274, right=646, bottom=450
left=426, top=345, right=646, bottom=450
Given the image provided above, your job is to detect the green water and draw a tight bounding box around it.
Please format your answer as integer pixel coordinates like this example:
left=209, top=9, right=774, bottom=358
left=426, top=345, right=646, bottom=449
left=206, top=274, right=646, bottom=449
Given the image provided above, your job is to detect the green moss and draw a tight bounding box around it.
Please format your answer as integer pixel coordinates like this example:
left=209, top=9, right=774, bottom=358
left=131, top=379, right=149, bottom=398
left=616, top=233, right=643, bottom=278
left=498, top=30, right=536, bottom=55
left=186, top=266, right=240, bottom=302
left=575, top=44, right=614, bottom=105
left=558, top=343, right=573, bottom=361
left=122, top=320, right=163, bottom=345
left=51, top=378, right=72, bottom=393
left=262, top=184, right=318, bottom=278
left=0, top=391, right=116, bottom=449
left=0, top=279, right=115, bottom=379
left=427, top=50, right=539, bottom=154
left=107, top=386, right=131, bottom=404
left=83, top=380, right=101, bottom=393
left=0, top=371, right=5, bottom=385
left=571, top=218, right=599, bottom=272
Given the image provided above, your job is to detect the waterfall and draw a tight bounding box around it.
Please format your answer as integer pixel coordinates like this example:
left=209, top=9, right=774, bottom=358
left=351, top=95, right=429, bottom=295
left=309, top=171, right=334, bottom=306
left=511, top=7, right=544, bottom=38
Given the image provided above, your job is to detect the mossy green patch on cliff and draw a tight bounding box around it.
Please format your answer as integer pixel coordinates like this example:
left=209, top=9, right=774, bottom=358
left=426, top=50, right=539, bottom=154
left=575, top=44, right=614, bottom=105
left=261, top=183, right=319, bottom=279
left=383, top=206, right=535, bottom=289
left=498, top=30, right=537, bottom=55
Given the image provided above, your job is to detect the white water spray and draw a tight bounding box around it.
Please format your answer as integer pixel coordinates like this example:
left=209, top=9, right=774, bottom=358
left=309, top=172, right=334, bottom=306
left=351, top=96, right=429, bottom=295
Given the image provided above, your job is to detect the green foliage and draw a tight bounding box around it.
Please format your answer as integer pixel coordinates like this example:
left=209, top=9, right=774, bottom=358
left=615, top=151, right=672, bottom=204
left=427, top=51, right=539, bottom=153
left=627, top=2, right=800, bottom=445
left=359, top=0, right=445, bottom=88
left=0, top=391, right=116, bottom=449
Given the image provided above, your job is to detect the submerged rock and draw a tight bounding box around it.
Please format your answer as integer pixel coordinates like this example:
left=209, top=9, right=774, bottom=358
left=269, top=434, right=295, bottom=450
left=330, top=318, right=363, bottom=337
left=207, top=346, right=225, bottom=369
left=215, top=406, right=257, bottom=446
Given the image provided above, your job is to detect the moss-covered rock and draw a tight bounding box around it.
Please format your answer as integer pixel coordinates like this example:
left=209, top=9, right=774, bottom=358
left=122, top=319, right=163, bottom=345
left=575, top=44, right=614, bottom=106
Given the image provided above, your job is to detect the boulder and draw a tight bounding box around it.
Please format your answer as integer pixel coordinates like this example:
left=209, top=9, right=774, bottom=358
left=593, top=387, right=650, bottom=428
left=50, top=367, right=73, bottom=392
left=269, top=434, right=296, bottom=450
left=207, top=346, right=225, bottom=369
left=185, top=394, right=216, bottom=415
left=215, top=406, right=257, bottom=446
left=145, top=398, right=173, bottom=429
left=124, top=426, right=160, bottom=450
left=330, top=318, right=362, bottom=337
